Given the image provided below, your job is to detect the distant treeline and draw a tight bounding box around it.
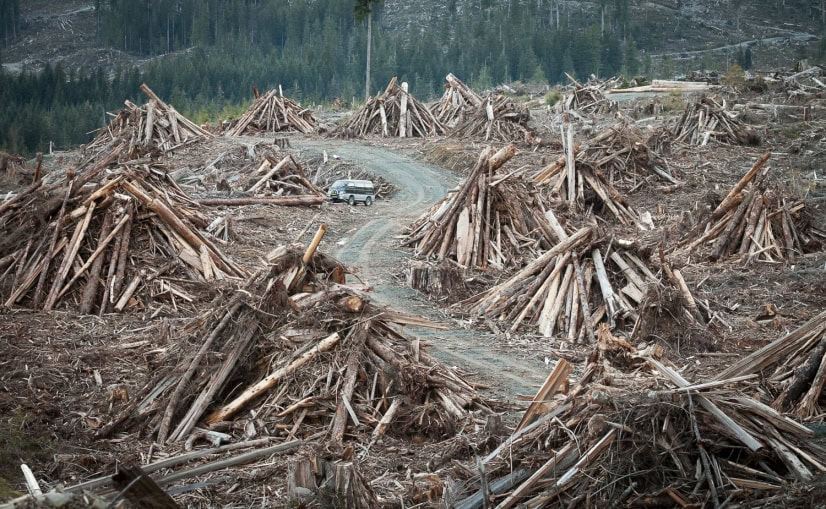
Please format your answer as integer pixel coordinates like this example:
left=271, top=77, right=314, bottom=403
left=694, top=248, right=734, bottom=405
left=0, top=0, right=822, bottom=155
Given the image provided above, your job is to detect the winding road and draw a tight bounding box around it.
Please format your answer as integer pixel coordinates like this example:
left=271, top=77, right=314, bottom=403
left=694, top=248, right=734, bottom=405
left=295, top=140, right=550, bottom=398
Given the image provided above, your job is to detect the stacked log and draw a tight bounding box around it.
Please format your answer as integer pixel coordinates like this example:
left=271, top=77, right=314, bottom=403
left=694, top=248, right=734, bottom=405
left=86, top=84, right=213, bottom=161
left=404, top=145, right=557, bottom=270
left=335, top=77, right=446, bottom=138
left=714, top=309, right=826, bottom=419
left=0, top=155, right=246, bottom=314
left=557, top=73, right=618, bottom=114
left=451, top=94, right=533, bottom=144
left=678, top=152, right=815, bottom=262
left=531, top=150, right=638, bottom=225
left=1, top=152, right=29, bottom=184
left=577, top=120, right=679, bottom=186
left=224, top=88, right=316, bottom=136
left=673, top=96, right=760, bottom=146
left=97, top=233, right=493, bottom=446
left=461, top=216, right=702, bottom=338
left=452, top=332, right=826, bottom=508
left=430, top=73, right=483, bottom=128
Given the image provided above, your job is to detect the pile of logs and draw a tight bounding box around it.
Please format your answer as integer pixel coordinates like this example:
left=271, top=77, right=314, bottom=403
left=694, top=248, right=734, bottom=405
left=1, top=152, right=29, bottom=183
left=557, top=73, right=618, bottom=114
left=462, top=216, right=702, bottom=338
left=195, top=154, right=326, bottom=208
left=99, top=230, right=493, bottom=445
left=715, top=309, right=826, bottom=419
left=678, top=153, right=814, bottom=262
left=0, top=154, right=246, bottom=314
left=224, top=87, right=316, bottom=136
left=782, top=65, right=826, bottom=103
left=404, top=145, right=557, bottom=270
left=452, top=332, right=826, bottom=508
left=451, top=94, right=533, bottom=144
left=531, top=129, right=638, bottom=225
left=85, top=84, right=213, bottom=161
left=577, top=120, right=680, bottom=187
left=673, top=96, right=760, bottom=146
left=430, top=73, right=483, bottom=128
left=335, top=77, right=445, bottom=138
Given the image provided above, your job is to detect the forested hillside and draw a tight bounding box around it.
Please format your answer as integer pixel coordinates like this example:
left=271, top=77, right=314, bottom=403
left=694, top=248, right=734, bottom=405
left=0, top=0, right=823, bottom=155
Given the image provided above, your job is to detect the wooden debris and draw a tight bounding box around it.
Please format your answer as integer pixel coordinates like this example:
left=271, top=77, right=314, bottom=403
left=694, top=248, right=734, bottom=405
left=678, top=152, right=816, bottom=262
left=335, top=77, right=446, bottom=138
left=673, top=96, right=760, bottom=146
left=531, top=128, right=639, bottom=224
left=431, top=73, right=483, bottom=128
left=454, top=335, right=826, bottom=508
left=557, top=73, right=618, bottom=114
left=100, top=235, right=494, bottom=445
left=111, top=465, right=180, bottom=509
left=403, top=144, right=558, bottom=270
left=0, top=159, right=245, bottom=314
left=85, top=84, right=213, bottom=161
left=462, top=217, right=704, bottom=338
left=224, top=88, right=316, bottom=136
left=716, top=309, right=826, bottom=418
left=451, top=94, right=533, bottom=144
left=407, top=260, right=465, bottom=297
left=575, top=119, right=679, bottom=187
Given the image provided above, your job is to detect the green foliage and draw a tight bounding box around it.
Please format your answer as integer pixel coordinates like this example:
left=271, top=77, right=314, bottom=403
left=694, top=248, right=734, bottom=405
left=354, top=0, right=383, bottom=22
left=473, top=65, right=493, bottom=92
left=545, top=89, right=562, bottom=107
left=0, top=411, right=51, bottom=497
left=736, top=46, right=753, bottom=70
left=1, top=0, right=722, bottom=155
left=661, top=90, right=685, bottom=111
left=722, top=64, right=746, bottom=89
left=0, top=0, right=20, bottom=43
left=530, top=65, right=547, bottom=86
left=0, top=476, right=21, bottom=503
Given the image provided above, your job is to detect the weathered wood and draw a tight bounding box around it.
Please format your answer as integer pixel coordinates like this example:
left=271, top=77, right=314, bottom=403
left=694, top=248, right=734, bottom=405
left=111, top=465, right=179, bottom=509
left=206, top=332, right=341, bottom=424
left=197, top=195, right=324, bottom=207
left=331, top=323, right=368, bottom=445
left=516, top=359, right=572, bottom=431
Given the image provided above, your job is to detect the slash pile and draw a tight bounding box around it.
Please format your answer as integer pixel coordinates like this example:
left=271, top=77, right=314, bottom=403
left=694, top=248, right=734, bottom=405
left=577, top=120, right=680, bottom=187
left=224, top=88, right=317, bottom=136
left=714, top=309, right=826, bottom=419
left=531, top=151, right=639, bottom=225
left=451, top=94, right=533, bottom=144
left=335, top=77, right=446, bottom=138
left=673, top=96, right=760, bottom=146
left=430, top=73, right=484, bottom=128
left=0, top=154, right=245, bottom=314
left=678, top=153, right=818, bottom=262
left=404, top=145, right=554, bottom=270
left=461, top=217, right=703, bottom=339
left=452, top=329, right=826, bottom=508
left=557, top=73, right=618, bottom=114
left=99, top=233, right=493, bottom=446
left=197, top=153, right=325, bottom=206
left=85, top=84, right=214, bottom=161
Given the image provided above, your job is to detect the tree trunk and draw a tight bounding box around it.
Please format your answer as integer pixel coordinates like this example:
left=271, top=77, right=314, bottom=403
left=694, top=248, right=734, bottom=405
left=365, top=11, right=372, bottom=100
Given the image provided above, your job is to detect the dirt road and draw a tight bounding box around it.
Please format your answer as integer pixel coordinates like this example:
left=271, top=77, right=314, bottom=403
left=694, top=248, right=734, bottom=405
left=295, top=140, right=549, bottom=398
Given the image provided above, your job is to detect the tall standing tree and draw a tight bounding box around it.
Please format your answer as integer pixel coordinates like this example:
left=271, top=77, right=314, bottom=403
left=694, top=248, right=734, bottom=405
left=354, top=0, right=382, bottom=100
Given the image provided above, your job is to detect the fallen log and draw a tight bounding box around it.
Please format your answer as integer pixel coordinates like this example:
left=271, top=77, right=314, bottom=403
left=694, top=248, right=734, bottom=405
left=197, top=195, right=325, bottom=207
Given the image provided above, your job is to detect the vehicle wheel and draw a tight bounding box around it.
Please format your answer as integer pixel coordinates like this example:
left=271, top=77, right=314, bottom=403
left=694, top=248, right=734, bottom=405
left=348, top=196, right=355, bottom=206
left=365, top=196, right=373, bottom=206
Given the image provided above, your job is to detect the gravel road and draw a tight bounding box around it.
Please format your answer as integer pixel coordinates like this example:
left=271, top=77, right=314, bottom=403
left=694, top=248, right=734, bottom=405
left=294, top=139, right=550, bottom=398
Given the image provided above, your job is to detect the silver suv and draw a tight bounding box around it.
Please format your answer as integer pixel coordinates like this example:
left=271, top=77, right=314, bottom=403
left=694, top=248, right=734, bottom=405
left=328, top=179, right=376, bottom=206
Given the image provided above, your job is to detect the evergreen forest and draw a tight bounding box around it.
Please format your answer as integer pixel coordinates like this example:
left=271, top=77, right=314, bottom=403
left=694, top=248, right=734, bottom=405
left=0, top=0, right=821, bottom=155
